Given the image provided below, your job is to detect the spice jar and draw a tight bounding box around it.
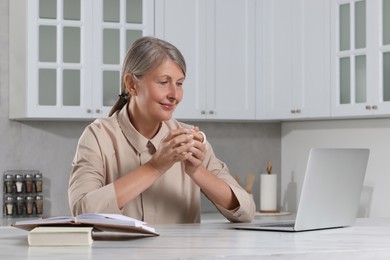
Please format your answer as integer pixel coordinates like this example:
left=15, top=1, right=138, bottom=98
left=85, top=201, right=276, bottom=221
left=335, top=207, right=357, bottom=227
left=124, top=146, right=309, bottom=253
left=4, top=196, right=14, bottom=216
left=4, top=174, right=14, bottom=194
left=33, top=173, right=43, bottom=193
left=25, top=174, right=34, bottom=193
left=26, top=196, right=34, bottom=215
left=15, top=174, right=24, bottom=193
left=16, top=196, right=25, bottom=216
left=35, top=195, right=43, bottom=215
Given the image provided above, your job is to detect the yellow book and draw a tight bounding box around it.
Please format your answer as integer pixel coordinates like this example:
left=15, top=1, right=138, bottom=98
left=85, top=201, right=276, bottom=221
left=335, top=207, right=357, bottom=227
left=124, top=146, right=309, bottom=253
left=28, top=226, right=93, bottom=246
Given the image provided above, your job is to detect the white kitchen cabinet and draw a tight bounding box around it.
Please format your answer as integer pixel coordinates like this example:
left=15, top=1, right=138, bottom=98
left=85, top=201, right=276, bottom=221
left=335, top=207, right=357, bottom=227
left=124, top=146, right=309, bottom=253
left=331, top=0, right=390, bottom=117
left=259, top=0, right=331, bottom=120
left=155, top=0, right=256, bottom=120
left=9, top=0, right=154, bottom=120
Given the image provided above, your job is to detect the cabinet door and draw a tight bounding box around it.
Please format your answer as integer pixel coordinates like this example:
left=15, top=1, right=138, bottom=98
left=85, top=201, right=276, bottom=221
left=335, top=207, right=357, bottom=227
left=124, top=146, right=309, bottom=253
left=155, top=0, right=256, bottom=120
left=9, top=0, right=93, bottom=119
left=9, top=0, right=154, bottom=120
left=92, top=0, right=154, bottom=118
left=155, top=0, right=208, bottom=120
left=294, top=0, right=331, bottom=118
left=260, top=0, right=331, bottom=120
left=382, top=0, right=390, bottom=113
left=206, top=0, right=256, bottom=120
left=331, top=0, right=390, bottom=117
left=331, top=0, right=371, bottom=116
left=260, top=0, right=295, bottom=119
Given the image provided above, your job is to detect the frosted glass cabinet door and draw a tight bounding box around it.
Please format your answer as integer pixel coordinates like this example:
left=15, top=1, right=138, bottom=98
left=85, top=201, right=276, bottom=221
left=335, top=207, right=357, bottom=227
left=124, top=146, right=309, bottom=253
left=337, top=1, right=367, bottom=107
left=331, top=0, right=390, bottom=117
left=383, top=0, right=390, bottom=103
left=9, top=0, right=154, bottom=119
left=332, top=0, right=371, bottom=117
left=37, top=0, right=85, bottom=117
left=94, top=0, right=151, bottom=117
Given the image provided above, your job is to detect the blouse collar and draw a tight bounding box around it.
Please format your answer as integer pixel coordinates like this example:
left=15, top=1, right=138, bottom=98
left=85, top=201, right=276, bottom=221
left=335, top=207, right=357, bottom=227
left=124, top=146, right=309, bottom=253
left=117, top=104, right=169, bottom=154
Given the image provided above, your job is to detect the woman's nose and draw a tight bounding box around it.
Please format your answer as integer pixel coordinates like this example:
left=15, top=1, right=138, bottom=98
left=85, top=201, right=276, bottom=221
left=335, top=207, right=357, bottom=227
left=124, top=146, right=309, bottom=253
left=167, top=83, right=177, bottom=99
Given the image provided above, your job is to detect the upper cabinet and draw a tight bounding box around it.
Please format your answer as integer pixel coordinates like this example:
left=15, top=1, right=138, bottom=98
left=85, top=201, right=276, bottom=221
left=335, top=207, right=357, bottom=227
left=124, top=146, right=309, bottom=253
left=14, top=0, right=390, bottom=121
left=155, top=0, right=256, bottom=120
left=259, top=0, right=331, bottom=120
left=331, top=0, right=390, bottom=117
left=9, top=0, right=154, bottom=120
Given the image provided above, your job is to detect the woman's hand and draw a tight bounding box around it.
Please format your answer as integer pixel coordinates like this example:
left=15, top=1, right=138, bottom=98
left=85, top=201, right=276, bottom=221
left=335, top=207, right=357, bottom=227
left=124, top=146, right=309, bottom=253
left=183, top=127, right=206, bottom=175
left=148, top=128, right=195, bottom=174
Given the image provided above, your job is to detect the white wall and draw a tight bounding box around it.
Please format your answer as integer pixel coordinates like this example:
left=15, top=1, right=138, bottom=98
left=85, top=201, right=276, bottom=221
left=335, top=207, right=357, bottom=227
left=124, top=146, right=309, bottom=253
left=281, top=118, right=390, bottom=217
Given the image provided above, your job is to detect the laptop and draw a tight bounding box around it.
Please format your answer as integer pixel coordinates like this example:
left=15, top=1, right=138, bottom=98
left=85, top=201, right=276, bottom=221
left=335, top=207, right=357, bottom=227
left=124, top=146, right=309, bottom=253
left=234, top=148, right=370, bottom=232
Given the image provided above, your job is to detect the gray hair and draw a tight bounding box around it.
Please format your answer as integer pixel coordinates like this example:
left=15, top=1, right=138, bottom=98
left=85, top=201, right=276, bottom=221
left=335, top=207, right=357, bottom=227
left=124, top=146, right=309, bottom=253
left=109, top=36, right=186, bottom=116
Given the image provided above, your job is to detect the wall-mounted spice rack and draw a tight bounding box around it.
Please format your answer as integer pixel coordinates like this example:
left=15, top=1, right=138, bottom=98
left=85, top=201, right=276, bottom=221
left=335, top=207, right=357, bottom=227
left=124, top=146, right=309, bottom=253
left=3, top=170, right=43, bottom=218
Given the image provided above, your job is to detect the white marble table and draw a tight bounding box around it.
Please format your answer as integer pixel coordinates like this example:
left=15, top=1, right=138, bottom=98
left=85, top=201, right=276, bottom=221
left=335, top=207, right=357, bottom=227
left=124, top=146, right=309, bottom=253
left=1, top=215, right=390, bottom=259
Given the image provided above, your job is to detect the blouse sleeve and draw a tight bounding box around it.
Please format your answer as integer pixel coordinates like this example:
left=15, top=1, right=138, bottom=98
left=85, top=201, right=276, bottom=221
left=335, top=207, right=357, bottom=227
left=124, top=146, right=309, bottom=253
left=68, top=125, right=121, bottom=216
left=202, top=143, right=256, bottom=223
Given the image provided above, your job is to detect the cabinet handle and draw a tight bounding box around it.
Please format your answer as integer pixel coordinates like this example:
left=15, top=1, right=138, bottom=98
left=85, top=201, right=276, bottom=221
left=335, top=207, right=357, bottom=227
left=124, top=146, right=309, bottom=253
left=290, top=109, right=301, bottom=114
left=200, top=110, right=215, bottom=115
left=86, top=109, right=92, bottom=113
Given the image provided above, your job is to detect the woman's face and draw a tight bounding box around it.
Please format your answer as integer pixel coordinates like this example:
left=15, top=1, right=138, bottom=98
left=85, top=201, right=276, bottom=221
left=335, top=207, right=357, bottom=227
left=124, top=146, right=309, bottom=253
left=130, top=58, right=185, bottom=123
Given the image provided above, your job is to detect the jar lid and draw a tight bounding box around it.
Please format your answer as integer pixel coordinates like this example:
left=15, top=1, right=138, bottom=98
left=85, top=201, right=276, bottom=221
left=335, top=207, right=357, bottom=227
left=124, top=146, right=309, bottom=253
left=26, top=196, right=34, bottom=200
left=35, top=195, right=43, bottom=200
left=25, top=174, right=33, bottom=179
left=34, top=173, right=42, bottom=179
left=15, top=174, right=24, bottom=179
left=16, top=196, right=24, bottom=201
left=5, top=196, right=14, bottom=202
left=4, top=174, right=14, bottom=180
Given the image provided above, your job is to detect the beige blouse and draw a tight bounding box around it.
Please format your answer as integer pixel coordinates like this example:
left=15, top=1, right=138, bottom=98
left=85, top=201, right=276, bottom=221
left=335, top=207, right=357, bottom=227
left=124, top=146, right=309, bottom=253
left=68, top=105, right=255, bottom=224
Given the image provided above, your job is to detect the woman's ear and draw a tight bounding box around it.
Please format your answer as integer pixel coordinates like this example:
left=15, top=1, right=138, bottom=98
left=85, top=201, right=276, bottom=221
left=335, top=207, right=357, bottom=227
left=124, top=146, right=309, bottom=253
left=124, top=73, right=137, bottom=96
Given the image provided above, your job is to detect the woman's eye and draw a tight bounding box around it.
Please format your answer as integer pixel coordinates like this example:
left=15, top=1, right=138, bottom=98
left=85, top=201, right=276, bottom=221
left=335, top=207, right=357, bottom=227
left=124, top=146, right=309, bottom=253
left=159, top=81, right=168, bottom=86
left=176, top=82, right=183, bottom=87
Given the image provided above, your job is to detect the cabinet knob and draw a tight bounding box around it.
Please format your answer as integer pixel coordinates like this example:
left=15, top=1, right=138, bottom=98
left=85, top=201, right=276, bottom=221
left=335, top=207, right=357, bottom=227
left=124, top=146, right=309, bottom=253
left=95, top=109, right=101, bottom=113
left=201, top=110, right=206, bottom=115
left=86, top=109, right=92, bottom=113
left=208, top=110, right=214, bottom=115
left=365, top=105, right=371, bottom=110
left=290, top=109, right=296, bottom=114
left=372, top=105, right=378, bottom=110
left=295, top=109, right=301, bottom=114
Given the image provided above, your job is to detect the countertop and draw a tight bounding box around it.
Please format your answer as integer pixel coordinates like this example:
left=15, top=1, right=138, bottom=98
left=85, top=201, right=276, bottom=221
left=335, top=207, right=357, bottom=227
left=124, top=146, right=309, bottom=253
left=1, top=213, right=390, bottom=259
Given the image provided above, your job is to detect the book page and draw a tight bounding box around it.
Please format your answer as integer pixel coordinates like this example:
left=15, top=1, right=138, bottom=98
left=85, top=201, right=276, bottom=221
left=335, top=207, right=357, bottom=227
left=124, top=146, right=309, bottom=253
left=76, top=213, right=146, bottom=225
